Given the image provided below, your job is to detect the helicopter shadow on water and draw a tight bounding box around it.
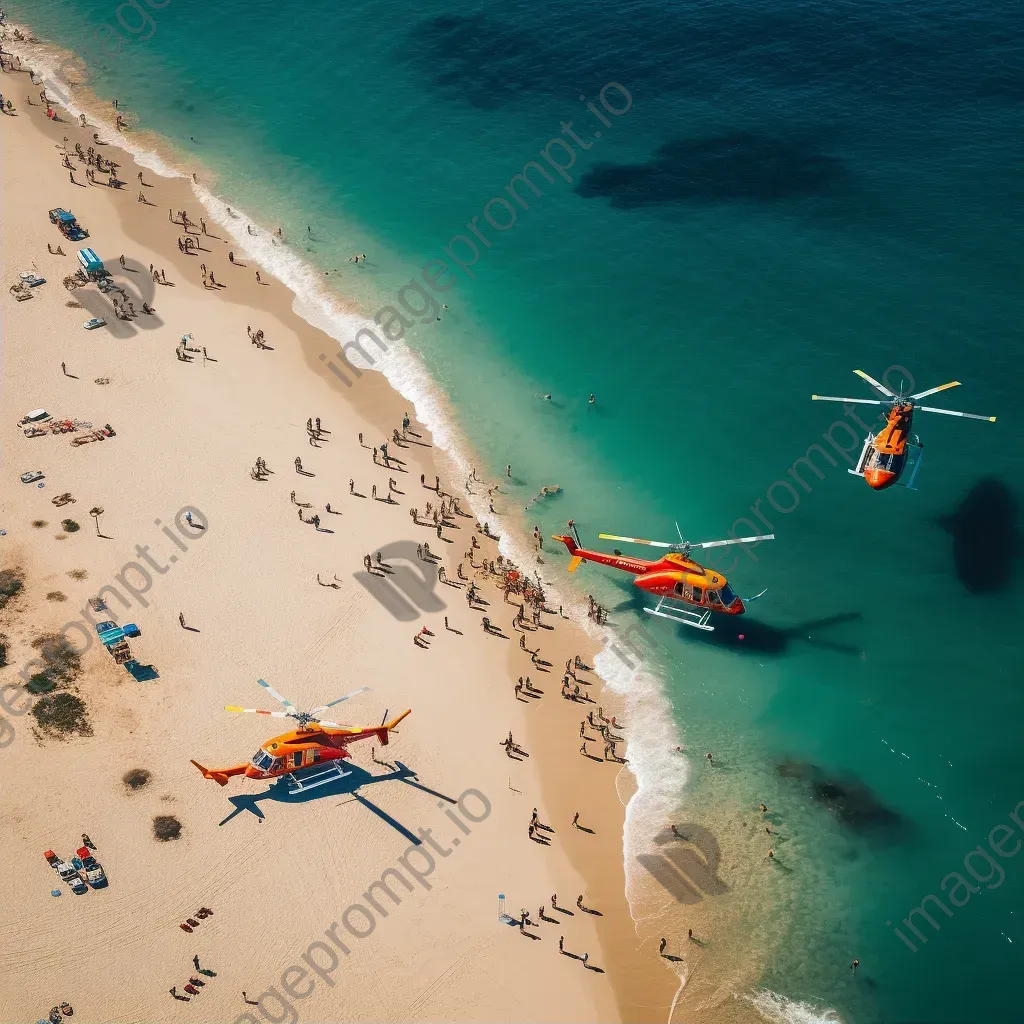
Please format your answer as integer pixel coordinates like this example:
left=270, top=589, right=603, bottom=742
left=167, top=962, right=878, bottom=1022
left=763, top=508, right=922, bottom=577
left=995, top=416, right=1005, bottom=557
left=936, top=477, right=1019, bottom=594
left=607, top=587, right=864, bottom=657
left=216, top=760, right=457, bottom=845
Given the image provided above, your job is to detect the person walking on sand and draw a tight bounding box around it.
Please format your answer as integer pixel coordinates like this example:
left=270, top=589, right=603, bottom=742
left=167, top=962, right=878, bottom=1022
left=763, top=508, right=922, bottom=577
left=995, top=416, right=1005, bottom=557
left=559, top=935, right=564, bottom=952
left=179, top=612, right=186, bottom=628
left=572, top=812, right=581, bottom=828
left=659, top=937, right=667, bottom=955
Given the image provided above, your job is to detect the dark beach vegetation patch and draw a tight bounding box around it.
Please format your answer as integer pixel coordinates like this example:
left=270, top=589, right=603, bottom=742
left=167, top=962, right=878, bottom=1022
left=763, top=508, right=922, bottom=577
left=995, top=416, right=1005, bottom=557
left=32, top=520, right=48, bottom=529
left=31, top=633, right=82, bottom=687
left=62, top=519, right=81, bottom=533
left=123, top=767, right=152, bottom=791
left=31, top=692, right=92, bottom=738
left=46, top=591, right=67, bottom=602
left=153, top=815, right=182, bottom=841
left=0, top=568, right=25, bottom=610
left=0, top=633, right=8, bottom=668
left=67, top=569, right=88, bottom=580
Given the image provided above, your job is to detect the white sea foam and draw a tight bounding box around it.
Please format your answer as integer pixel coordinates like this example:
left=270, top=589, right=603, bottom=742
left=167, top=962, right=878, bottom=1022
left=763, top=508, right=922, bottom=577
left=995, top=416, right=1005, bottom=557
left=748, top=990, right=844, bottom=1024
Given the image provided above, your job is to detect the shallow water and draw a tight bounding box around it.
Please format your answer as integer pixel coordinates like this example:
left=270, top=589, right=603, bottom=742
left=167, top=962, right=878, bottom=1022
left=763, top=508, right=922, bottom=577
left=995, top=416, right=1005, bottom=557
left=7, top=0, right=1024, bottom=1019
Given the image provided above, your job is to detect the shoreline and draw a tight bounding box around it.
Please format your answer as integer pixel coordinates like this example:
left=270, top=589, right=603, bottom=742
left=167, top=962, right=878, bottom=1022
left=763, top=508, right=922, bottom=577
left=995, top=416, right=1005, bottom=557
left=0, top=29, right=684, bottom=1024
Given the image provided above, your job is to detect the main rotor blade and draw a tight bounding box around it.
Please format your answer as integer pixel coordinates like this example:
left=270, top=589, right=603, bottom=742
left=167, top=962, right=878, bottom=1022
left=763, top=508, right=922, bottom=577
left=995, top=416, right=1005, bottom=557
left=311, top=686, right=370, bottom=715
left=917, top=406, right=996, bottom=422
left=693, top=534, right=775, bottom=549
left=225, top=706, right=291, bottom=718
left=598, top=533, right=675, bottom=548
left=910, top=380, right=960, bottom=401
left=853, top=369, right=896, bottom=398
left=256, top=677, right=297, bottom=712
left=811, top=395, right=885, bottom=406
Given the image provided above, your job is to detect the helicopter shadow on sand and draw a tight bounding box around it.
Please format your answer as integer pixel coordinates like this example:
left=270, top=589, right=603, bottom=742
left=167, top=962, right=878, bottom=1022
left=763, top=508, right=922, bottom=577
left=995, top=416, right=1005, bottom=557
left=216, top=760, right=456, bottom=845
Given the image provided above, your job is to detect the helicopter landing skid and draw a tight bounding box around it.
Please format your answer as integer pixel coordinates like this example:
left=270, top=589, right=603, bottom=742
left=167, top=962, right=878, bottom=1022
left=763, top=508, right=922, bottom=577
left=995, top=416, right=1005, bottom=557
left=644, top=598, right=714, bottom=631
left=283, top=761, right=352, bottom=795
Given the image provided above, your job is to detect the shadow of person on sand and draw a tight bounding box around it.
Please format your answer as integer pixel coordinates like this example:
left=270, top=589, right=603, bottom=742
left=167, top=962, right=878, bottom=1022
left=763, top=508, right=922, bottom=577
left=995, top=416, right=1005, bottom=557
left=216, top=760, right=457, bottom=844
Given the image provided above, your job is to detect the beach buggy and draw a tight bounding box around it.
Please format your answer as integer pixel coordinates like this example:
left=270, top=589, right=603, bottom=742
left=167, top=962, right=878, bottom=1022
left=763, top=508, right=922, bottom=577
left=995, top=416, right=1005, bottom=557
left=95, top=621, right=140, bottom=667
left=49, top=208, right=88, bottom=241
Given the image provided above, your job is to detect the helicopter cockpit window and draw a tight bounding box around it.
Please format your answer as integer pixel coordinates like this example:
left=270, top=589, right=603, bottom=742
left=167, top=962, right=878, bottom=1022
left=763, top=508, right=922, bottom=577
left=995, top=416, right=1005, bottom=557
left=719, top=583, right=738, bottom=606
left=252, top=750, right=273, bottom=771
left=270, top=757, right=284, bottom=773
left=708, top=591, right=722, bottom=605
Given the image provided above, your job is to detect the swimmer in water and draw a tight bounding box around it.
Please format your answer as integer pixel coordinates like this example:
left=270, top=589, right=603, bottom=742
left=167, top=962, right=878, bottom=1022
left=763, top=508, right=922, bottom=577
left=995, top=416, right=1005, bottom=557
left=589, top=393, right=596, bottom=404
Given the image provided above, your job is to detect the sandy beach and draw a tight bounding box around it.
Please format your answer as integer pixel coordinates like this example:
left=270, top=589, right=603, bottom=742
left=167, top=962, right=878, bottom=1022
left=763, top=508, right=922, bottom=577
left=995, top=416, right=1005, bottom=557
left=0, top=54, right=683, bottom=1024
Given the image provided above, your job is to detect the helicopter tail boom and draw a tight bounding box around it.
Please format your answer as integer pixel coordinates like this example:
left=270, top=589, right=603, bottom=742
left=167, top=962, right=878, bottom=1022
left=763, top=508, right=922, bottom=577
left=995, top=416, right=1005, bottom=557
left=375, top=709, right=412, bottom=745
left=190, top=759, right=246, bottom=786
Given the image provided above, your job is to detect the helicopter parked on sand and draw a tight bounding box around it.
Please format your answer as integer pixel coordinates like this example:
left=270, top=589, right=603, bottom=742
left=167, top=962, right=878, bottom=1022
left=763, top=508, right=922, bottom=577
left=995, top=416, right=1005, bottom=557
left=191, top=678, right=409, bottom=793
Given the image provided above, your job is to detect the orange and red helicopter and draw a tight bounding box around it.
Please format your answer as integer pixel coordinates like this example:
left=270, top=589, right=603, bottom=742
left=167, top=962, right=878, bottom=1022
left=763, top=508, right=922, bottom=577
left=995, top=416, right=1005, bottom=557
left=191, top=678, right=410, bottom=792
left=812, top=370, right=996, bottom=491
left=553, top=521, right=774, bottom=631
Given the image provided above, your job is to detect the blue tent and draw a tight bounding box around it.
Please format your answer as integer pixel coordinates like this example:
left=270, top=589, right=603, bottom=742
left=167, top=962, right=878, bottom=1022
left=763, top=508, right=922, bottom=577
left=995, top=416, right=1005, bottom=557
left=77, top=248, right=103, bottom=272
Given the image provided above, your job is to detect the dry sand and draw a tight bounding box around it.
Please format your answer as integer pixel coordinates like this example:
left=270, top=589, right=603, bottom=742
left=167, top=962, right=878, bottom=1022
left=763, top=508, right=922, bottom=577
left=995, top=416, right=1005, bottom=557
left=0, top=74, right=681, bottom=1024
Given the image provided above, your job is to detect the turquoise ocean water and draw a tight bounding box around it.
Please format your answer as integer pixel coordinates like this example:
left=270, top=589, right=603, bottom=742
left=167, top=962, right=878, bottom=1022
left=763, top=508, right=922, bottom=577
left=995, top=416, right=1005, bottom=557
left=7, top=0, right=1024, bottom=1019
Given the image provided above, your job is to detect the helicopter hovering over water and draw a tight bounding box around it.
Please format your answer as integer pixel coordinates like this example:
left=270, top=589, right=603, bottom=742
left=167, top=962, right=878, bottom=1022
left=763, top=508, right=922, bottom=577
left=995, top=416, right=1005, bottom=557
left=553, top=520, right=774, bottom=631
left=812, top=370, right=997, bottom=491
left=190, top=678, right=410, bottom=793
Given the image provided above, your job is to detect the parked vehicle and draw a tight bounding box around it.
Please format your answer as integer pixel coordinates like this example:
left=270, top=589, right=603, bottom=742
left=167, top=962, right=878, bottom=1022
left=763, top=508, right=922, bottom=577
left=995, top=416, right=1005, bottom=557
left=95, top=621, right=135, bottom=666
left=48, top=208, right=88, bottom=241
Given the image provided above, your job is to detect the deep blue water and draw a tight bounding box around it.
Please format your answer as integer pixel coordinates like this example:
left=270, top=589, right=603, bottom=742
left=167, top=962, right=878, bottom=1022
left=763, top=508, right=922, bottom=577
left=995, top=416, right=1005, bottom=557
left=7, top=0, right=1024, bottom=1019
